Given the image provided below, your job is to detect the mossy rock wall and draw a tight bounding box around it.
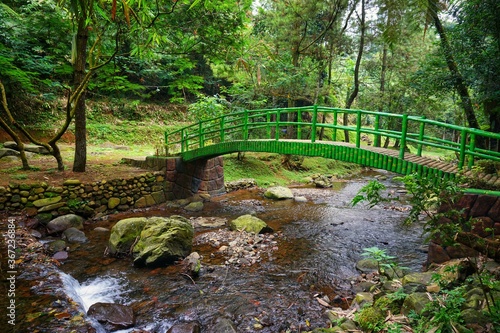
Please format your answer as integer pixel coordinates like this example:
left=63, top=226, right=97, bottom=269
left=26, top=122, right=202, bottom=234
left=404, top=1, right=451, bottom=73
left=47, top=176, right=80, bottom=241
left=0, top=172, right=166, bottom=217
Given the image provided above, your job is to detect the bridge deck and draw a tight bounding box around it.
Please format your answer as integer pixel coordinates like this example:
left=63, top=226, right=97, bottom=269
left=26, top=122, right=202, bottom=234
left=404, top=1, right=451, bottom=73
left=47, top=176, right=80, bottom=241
left=291, top=139, right=499, bottom=188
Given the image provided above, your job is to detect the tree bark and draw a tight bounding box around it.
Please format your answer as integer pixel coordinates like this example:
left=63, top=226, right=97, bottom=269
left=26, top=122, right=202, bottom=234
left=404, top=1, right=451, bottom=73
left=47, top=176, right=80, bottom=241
left=428, top=0, right=480, bottom=130
left=344, top=0, right=366, bottom=143
left=72, top=18, right=89, bottom=172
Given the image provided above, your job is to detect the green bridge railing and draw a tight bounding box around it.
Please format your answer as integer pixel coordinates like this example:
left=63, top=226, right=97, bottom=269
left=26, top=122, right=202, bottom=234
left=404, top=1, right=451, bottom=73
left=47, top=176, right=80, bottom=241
left=165, top=106, right=500, bottom=170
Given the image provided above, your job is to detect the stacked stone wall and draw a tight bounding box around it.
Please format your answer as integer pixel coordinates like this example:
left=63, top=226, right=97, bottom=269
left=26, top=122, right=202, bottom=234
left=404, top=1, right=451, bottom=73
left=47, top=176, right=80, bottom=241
left=0, top=172, right=166, bottom=218
left=428, top=194, right=500, bottom=265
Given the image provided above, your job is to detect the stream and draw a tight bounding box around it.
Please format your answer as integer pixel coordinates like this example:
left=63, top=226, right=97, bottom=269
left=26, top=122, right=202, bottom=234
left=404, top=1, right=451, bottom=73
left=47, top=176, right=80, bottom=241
left=12, top=170, right=428, bottom=332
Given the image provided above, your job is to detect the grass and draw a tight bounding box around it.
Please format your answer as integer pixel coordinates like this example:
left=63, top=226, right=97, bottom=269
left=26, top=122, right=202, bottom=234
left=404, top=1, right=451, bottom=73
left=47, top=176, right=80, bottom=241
left=223, top=152, right=362, bottom=187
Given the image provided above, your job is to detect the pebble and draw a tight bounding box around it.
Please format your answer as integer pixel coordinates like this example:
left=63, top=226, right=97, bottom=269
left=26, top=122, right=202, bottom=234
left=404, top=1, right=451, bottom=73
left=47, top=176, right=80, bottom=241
left=194, top=229, right=282, bottom=267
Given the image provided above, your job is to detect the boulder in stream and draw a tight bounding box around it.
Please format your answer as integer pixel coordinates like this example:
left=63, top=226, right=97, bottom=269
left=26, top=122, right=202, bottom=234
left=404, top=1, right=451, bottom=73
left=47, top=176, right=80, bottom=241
left=133, top=216, right=194, bottom=267
left=46, top=214, right=84, bottom=234
left=263, top=186, right=294, bottom=200
left=87, top=302, right=135, bottom=331
left=229, top=214, right=273, bottom=234
left=108, top=217, right=149, bottom=256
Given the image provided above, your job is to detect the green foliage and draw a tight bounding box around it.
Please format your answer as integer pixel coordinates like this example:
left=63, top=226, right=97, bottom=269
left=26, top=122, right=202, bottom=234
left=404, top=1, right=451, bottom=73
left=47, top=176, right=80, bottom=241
left=351, top=180, right=389, bottom=208
left=362, top=247, right=407, bottom=278
left=188, top=95, right=230, bottom=121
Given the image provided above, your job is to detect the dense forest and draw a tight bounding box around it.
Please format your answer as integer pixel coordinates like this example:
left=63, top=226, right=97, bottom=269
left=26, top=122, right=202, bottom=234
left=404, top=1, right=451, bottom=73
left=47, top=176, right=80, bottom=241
left=1, top=0, right=499, bottom=171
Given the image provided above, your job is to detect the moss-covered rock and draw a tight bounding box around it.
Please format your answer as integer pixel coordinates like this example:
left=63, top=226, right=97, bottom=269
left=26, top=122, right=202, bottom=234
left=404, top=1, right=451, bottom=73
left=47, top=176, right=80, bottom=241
left=401, top=292, right=431, bottom=316
left=108, top=217, right=148, bottom=255
left=133, top=216, right=194, bottom=267
left=356, top=306, right=385, bottom=331
left=229, top=214, right=273, bottom=234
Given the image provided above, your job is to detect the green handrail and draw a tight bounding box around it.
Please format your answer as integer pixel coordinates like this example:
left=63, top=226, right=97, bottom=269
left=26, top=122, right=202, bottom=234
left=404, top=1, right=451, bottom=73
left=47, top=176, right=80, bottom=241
left=165, top=106, right=500, bottom=171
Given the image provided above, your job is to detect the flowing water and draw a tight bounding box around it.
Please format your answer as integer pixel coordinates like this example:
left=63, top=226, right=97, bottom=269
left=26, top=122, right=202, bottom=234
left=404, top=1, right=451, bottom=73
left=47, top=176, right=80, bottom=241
left=16, top=171, right=428, bottom=332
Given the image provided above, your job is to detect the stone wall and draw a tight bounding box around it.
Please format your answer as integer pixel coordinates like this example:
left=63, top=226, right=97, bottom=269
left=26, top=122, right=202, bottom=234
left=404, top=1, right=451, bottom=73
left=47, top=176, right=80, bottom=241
left=0, top=156, right=227, bottom=218
left=0, top=172, right=167, bottom=219
left=428, top=194, right=500, bottom=265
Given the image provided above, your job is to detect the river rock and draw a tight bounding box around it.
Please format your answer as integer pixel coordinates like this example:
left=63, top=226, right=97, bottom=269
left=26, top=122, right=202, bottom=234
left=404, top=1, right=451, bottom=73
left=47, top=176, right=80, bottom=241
left=46, top=214, right=84, bottom=234
left=229, top=214, right=273, bottom=234
left=401, top=292, right=430, bottom=315
left=167, top=321, right=201, bottom=333
left=108, top=217, right=149, bottom=256
left=355, top=259, right=379, bottom=274
left=87, top=302, right=135, bottom=331
left=184, top=201, right=204, bottom=212
left=212, top=317, right=237, bottom=333
left=183, top=252, right=201, bottom=277
left=133, top=216, right=194, bottom=267
left=225, top=178, right=257, bottom=192
left=62, top=227, right=88, bottom=243
left=46, top=240, right=67, bottom=253
left=263, top=186, right=294, bottom=200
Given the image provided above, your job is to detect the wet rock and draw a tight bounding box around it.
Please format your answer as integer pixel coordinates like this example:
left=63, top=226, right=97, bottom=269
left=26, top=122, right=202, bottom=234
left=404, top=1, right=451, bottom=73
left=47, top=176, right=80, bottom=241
left=108, top=217, right=148, bottom=256
left=167, top=321, right=201, bottom=333
left=62, top=227, right=88, bottom=243
left=133, top=216, right=194, bottom=267
left=46, top=240, right=67, bottom=253
left=46, top=214, right=84, bottom=234
left=53, top=251, right=69, bottom=260
left=229, top=214, right=273, bottom=234
left=190, top=216, right=227, bottom=228
left=184, top=201, right=203, bottom=212
left=183, top=252, right=201, bottom=277
left=294, top=196, right=307, bottom=202
left=87, top=302, right=135, bottom=331
left=263, top=186, right=294, bottom=200
left=212, top=317, right=237, bottom=333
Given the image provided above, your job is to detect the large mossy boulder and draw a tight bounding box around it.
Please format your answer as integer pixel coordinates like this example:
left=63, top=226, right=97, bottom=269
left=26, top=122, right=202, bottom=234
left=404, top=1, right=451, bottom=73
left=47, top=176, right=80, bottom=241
left=133, top=216, right=194, bottom=267
left=229, top=214, right=273, bottom=234
left=108, top=217, right=149, bottom=255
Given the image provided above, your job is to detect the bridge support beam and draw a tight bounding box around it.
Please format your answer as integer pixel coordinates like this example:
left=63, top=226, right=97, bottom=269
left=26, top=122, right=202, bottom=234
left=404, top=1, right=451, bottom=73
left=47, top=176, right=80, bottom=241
left=162, top=156, right=225, bottom=200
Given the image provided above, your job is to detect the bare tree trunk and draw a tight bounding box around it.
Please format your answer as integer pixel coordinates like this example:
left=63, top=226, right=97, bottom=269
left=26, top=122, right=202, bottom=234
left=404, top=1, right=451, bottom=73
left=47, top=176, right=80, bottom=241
left=428, top=0, right=480, bottom=131
left=72, top=18, right=89, bottom=172
left=344, top=0, right=366, bottom=143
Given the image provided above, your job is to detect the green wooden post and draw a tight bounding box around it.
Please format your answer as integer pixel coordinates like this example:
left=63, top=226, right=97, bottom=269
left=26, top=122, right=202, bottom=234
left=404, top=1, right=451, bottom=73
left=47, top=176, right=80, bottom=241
left=297, top=109, right=302, bottom=140
left=164, top=131, right=169, bottom=156
left=458, top=129, right=467, bottom=169
left=199, top=122, right=204, bottom=148
left=220, top=116, right=225, bottom=143
left=275, top=109, right=280, bottom=141
left=181, top=128, right=186, bottom=153
left=332, top=109, right=338, bottom=141
left=374, top=114, right=380, bottom=147
left=267, top=112, right=271, bottom=139
left=243, top=109, right=249, bottom=140
left=311, top=105, right=318, bottom=143
left=399, top=114, right=408, bottom=160
left=468, top=133, right=476, bottom=169
left=356, top=110, right=362, bottom=148
left=417, top=117, right=425, bottom=157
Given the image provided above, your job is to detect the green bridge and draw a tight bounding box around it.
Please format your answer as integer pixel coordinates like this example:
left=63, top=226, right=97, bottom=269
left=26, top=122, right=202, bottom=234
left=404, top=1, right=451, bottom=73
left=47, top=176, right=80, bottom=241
left=165, top=106, right=500, bottom=194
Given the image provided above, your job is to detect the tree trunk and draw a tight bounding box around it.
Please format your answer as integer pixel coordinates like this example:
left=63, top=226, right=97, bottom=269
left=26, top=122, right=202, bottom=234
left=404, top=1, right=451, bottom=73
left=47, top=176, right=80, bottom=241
left=375, top=42, right=388, bottom=148
left=344, top=0, right=366, bottom=143
left=428, top=0, right=480, bottom=131
left=72, top=18, right=89, bottom=172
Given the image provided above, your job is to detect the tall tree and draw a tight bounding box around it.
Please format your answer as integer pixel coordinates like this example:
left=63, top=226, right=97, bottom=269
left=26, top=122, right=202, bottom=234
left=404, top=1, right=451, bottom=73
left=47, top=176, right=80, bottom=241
left=425, top=0, right=480, bottom=130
